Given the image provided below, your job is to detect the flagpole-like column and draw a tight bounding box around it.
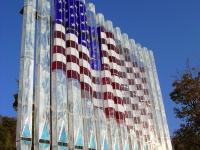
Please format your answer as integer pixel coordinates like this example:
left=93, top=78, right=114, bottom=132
left=141, top=50, right=172, bottom=150
left=129, top=40, right=145, bottom=150
left=34, top=0, right=51, bottom=149
left=135, top=47, right=154, bottom=150
left=16, top=0, right=36, bottom=149
left=114, top=28, right=132, bottom=150
left=64, top=0, right=84, bottom=149
left=148, top=51, right=172, bottom=150
left=76, top=0, right=97, bottom=149
left=105, top=21, right=125, bottom=150
left=136, top=48, right=158, bottom=150
left=96, top=14, right=116, bottom=150
left=51, top=0, right=68, bottom=150
left=86, top=3, right=104, bottom=150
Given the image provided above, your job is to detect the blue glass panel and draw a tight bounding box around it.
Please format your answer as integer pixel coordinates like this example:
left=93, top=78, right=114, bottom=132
left=125, top=144, right=129, bottom=150
left=59, top=127, right=67, bottom=143
left=75, top=128, right=84, bottom=147
left=41, top=121, right=50, bottom=140
left=22, top=122, right=31, bottom=138
left=134, top=143, right=138, bottom=150
left=89, top=132, right=96, bottom=149
left=103, top=138, right=109, bottom=150
left=114, top=144, right=119, bottom=150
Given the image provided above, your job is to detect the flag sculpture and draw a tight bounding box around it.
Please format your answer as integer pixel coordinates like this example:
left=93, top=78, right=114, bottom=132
left=16, top=0, right=172, bottom=150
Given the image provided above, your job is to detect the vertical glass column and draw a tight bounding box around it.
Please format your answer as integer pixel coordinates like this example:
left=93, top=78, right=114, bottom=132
left=136, top=47, right=153, bottom=150
left=105, top=20, right=124, bottom=150
left=96, top=13, right=115, bottom=150
left=34, top=0, right=51, bottom=149
left=142, top=50, right=172, bottom=150
left=86, top=3, right=103, bottom=150
left=16, top=0, right=36, bottom=149
left=76, top=0, right=97, bottom=149
left=137, top=48, right=158, bottom=150
left=114, top=28, right=132, bottom=150
left=65, top=0, right=84, bottom=149
left=149, top=51, right=172, bottom=150
left=51, top=0, right=68, bottom=150
left=129, top=40, right=144, bottom=150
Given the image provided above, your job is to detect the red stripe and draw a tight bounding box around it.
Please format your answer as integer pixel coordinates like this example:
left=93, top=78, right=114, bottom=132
left=101, top=51, right=108, bottom=57
left=80, top=66, right=91, bottom=78
left=102, top=77, right=111, bottom=85
left=101, top=64, right=110, bottom=70
left=112, top=82, right=121, bottom=90
left=107, top=44, right=116, bottom=51
left=52, top=61, right=66, bottom=72
left=113, top=96, right=123, bottom=105
left=79, top=51, right=90, bottom=62
left=80, top=82, right=92, bottom=92
left=66, top=40, right=78, bottom=49
left=115, top=111, right=125, bottom=123
left=53, top=45, right=65, bottom=55
left=104, top=107, right=115, bottom=118
left=99, top=26, right=106, bottom=32
left=66, top=55, right=79, bottom=65
left=103, top=92, right=113, bottom=100
left=54, top=31, right=65, bottom=40
left=106, top=32, right=114, bottom=39
left=67, top=70, right=80, bottom=80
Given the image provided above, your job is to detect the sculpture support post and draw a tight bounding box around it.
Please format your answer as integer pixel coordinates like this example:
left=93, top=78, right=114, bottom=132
left=16, top=0, right=37, bottom=150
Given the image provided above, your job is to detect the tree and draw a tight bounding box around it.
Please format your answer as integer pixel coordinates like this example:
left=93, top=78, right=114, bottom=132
left=0, top=116, right=16, bottom=150
left=170, top=66, right=200, bottom=150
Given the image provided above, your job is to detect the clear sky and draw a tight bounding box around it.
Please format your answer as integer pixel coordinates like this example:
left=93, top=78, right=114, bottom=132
left=0, top=0, right=199, bottom=135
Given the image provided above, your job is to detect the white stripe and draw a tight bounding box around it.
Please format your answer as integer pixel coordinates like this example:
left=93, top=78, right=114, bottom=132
left=107, top=38, right=116, bottom=46
left=127, top=73, right=133, bottom=79
left=79, top=59, right=90, bottom=70
left=133, top=67, right=140, bottom=73
left=101, top=44, right=108, bottom=51
left=80, top=74, right=91, bottom=85
left=125, top=61, right=133, bottom=68
left=53, top=53, right=66, bottom=64
left=93, top=98, right=103, bottom=108
left=91, top=70, right=101, bottom=78
left=109, top=49, right=120, bottom=60
left=133, top=111, right=141, bottom=117
left=101, top=70, right=112, bottom=78
left=135, top=79, right=142, bottom=84
left=135, top=124, right=142, bottom=130
left=66, top=47, right=79, bottom=58
left=137, top=90, right=144, bottom=96
left=110, top=63, right=118, bottom=70
left=104, top=99, right=115, bottom=109
left=67, top=62, right=80, bottom=73
left=125, top=118, right=133, bottom=126
left=141, top=84, right=146, bottom=89
left=66, top=33, right=78, bottom=42
left=113, top=89, right=122, bottom=98
left=54, top=38, right=65, bottom=49
left=115, top=104, right=125, bottom=113
left=102, top=84, right=113, bottom=93
left=78, top=44, right=90, bottom=57
left=102, top=57, right=109, bottom=64
left=92, top=84, right=101, bottom=92
left=125, top=105, right=132, bottom=111
left=55, top=23, right=65, bottom=33
left=112, top=75, right=121, bottom=84
left=100, top=32, right=107, bottom=39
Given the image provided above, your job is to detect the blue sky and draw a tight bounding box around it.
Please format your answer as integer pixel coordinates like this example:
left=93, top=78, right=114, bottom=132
left=0, top=0, right=200, bottom=135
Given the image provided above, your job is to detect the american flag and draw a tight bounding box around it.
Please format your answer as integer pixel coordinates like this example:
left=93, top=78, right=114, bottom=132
left=52, top=0, right=155, bottom=149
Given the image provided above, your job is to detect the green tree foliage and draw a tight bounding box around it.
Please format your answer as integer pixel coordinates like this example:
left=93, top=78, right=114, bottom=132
left=0, top=116, right=16, bottom=150
left=170, top=67, right=200, bottom=150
